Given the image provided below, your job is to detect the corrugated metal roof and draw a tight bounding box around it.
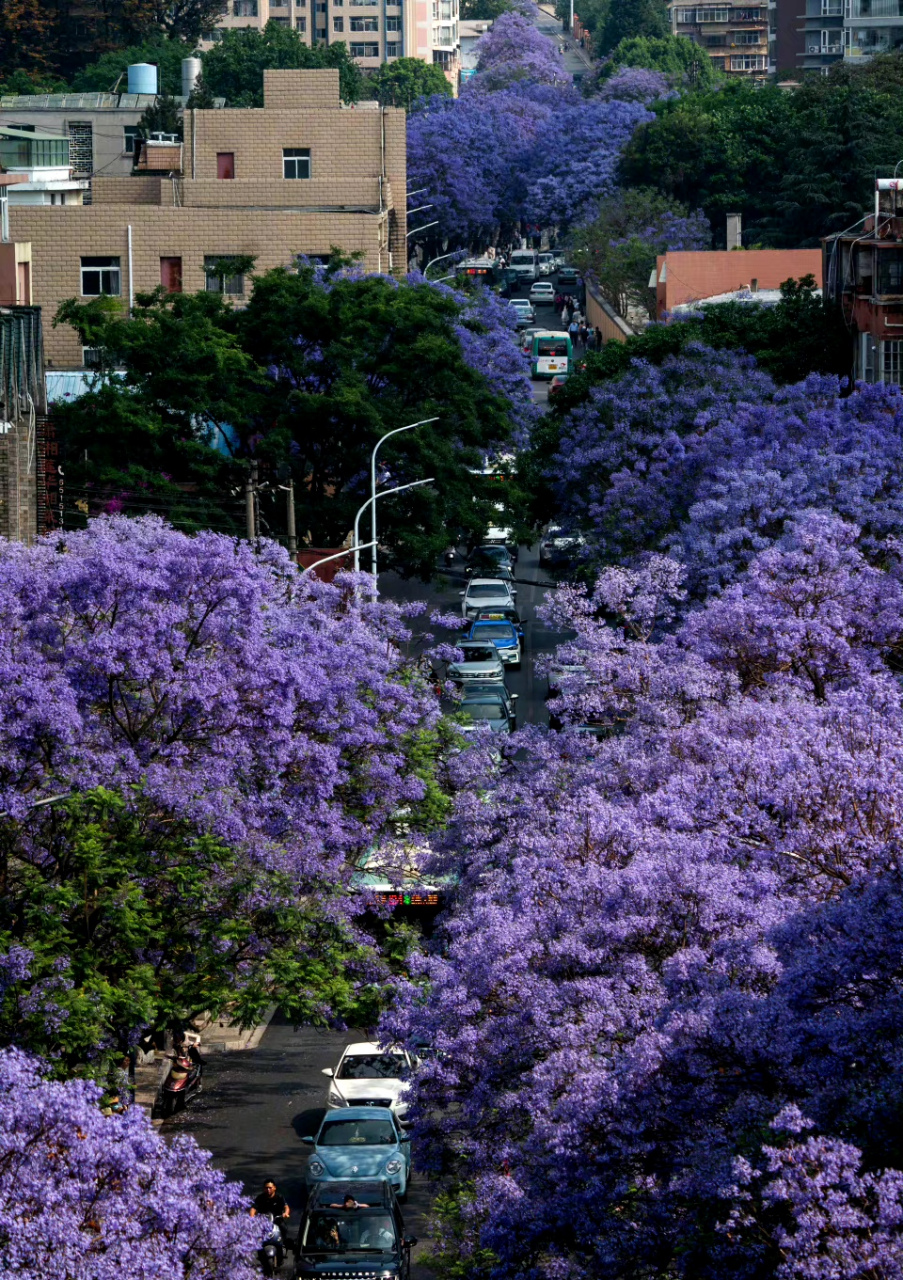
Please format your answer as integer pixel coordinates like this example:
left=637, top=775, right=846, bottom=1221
left=0, top=93, right=225, bottom=111
left=0, top=307, right=45, bottom=414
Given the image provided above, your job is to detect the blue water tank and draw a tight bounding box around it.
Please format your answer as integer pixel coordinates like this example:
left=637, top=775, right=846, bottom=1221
left=127, top=63, right=158, bottom=96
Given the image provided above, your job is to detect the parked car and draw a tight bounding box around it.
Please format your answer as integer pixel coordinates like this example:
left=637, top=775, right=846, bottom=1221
left=322, top=1043, right=416, bottom=1124
left=447, top=641, right=506, bottom=685
left=461, top=577, right=517, bottom=619
left=462, top=618, right=522, bottom=668
left=529, top=281, right=556, bottom=306
left=458, top=682, right=518, bottom=735
left=548, top=373, right=569, bottom=398
left=508, top=298, right=534, bottom=328
left=302, top=1107, right=412, bottom=1198
left=296, top=1181, right=417, bottom=1280
left=557, top=266, right=580, bottom=288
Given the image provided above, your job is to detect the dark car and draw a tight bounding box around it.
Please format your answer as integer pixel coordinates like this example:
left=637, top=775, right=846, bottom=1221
left=465, top=544, right=515, bottom=577
left=458, top=682, right=518, bottom=735
left=557, top=267, right=580, bottom=288
left=295, top=1180, right=416, bottom=1280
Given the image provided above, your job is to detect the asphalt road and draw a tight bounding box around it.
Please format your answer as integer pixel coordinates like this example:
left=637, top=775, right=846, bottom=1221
left=170, top=1018, right=436, bottom=1277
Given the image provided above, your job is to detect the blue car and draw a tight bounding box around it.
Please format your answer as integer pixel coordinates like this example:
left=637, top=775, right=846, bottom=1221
left=302, top=1106, right=412, bottom=1198
left=462, top=618, right=522, bottom=669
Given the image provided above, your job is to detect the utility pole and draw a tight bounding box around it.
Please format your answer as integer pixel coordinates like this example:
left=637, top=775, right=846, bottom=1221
left=245, top=460, right=259, bottom=543
left=286, top=478, right=297, bottom=555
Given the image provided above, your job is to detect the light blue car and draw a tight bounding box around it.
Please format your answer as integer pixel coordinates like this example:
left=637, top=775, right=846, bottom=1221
left=302, top=1106, right=412, bottom=1198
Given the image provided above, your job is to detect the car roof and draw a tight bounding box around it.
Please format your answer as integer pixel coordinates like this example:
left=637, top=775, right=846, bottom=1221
left=321, top=1106, right=400, bottom=1122
left=307, top=1180, right=395, bottom=1210
left=468, top=578, right=513, bottom=588
left=472, top=618, right=516, bottom=629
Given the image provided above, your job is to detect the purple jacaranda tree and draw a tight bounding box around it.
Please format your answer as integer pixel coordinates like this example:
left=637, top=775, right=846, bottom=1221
left=0, top=1046, right=261, bottom=1279
left=472, top=11, right=571, bottom=90
left=595, top=65, right=673, bottom=103
left=382, top=515, right=903, bottom=1278
left=0, top=516, right=446, bottom=1069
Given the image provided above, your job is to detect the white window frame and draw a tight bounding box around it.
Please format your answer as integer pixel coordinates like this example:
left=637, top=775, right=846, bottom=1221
left=80, top=256, right=121, bottom=297
left=283, top=148, right=311, bottom=180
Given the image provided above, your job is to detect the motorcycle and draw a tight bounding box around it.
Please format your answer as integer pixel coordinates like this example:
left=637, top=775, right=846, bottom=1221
left=160, top=1033, right=203, bottom=1118
left=444, top=546, right=456, bottom=566
left=258, top=1215, right=285, bottom=1276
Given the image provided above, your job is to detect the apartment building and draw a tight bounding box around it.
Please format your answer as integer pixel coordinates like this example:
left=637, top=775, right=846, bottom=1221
left=208, top=0, right=460, bottom=78
left=798, top=0, right=844, bottom=72
left=8, top=70, right=406, bottom=370
left=824, top=177, right=903, bottom=382
left=670, top=0, right=772, bottom=75
left=844, top=0, right=903, bottom=60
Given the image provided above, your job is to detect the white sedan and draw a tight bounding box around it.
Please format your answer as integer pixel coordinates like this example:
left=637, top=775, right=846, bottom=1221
left=322, top=1042, right=416, bottom=1123
left=529, top=281, right=556, bottom=304
left=461, top=577, right=517, bottom=620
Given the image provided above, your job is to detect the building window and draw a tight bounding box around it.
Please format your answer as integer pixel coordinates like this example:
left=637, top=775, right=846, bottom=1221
left=734, top=30, right=760, bottom=42
left=350, top=14, right=378, bottom=27
left=123, top=126, right=141, bottom=155
left=821, top=0, right=842, bottom=11
left=233, top=0, right=258, bottom=12
left=204, top=256, right=245, bottom=295
left=730, top=53, right=767, bottom=68
left=675, top=6, right=695, bottom=18
left=82, top=346, right=105, bottom=369
left=705, top=33, right=727, bottom=43
left=283, top=147, right=311, bottom=179
left=697, top=7, right=731, bottom=20
left=883, top=340, right=902, bottom=385
left=386, top=40, right=400, bottom=54
left=734, top=7, right=763, bottom=17
left=296, top=0, right=306, bottom=5
left=315, top=2, right=326, bottom=10
left=333, top=14, right=344, bottom=27
left=81, top=256, right=120, bottom=296
left=350, top=41, right=380, bottom=54
left=296, top=14, right=307, bottom=27
left=385, top=15, right=400, bottom=28
left=878, top=249, right=903, bottom=294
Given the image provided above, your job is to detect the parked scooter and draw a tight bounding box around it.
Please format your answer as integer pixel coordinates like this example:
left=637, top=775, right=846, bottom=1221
left=160, top=1031, right=203, bottom=1118
left=258, top=1215, right=285, bottom=1276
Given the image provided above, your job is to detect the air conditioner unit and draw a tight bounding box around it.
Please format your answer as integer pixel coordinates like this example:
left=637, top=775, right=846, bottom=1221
left=808, top=43, right=820, bottom=50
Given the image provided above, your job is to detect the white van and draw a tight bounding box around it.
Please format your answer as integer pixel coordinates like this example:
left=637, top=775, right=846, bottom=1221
left=509, top=249, right=539, bottom=282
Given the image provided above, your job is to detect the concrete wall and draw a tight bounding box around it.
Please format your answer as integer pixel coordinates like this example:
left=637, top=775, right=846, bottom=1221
left=0, top=107, right=146, bottom=180
left=585, top=281, right=634, bottom=345
left=656, top=249, right=823, bottom=316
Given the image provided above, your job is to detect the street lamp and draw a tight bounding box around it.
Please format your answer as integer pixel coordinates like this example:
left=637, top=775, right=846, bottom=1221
left=301, top=540, right=377, bottom=578
left=423, top=249, right=466, bottom=277
left=370, top=418, right=439, bottom=578
left=352, top=477, right=435, bottom=576
left=406, top=221, right=439, bottom=239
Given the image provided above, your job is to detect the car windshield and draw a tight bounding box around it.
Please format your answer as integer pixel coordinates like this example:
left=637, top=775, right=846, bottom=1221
left=475, top=546, right=508, bottom=559
left=318, top=1118, right=397, bottom=1146
left=473, top=625, right=515, bottom=640
left=468, top=584, right=509, bottom=598
left=337, top=1053, right=405, bottom=1080
left=458, top=647, right=497, bottom=663
left=303, top=1211, right=396, bottom=1254
left=462, top=701, right=506, bottom=721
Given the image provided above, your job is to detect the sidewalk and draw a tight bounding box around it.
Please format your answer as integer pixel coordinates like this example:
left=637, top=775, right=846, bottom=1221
left=133, top=1005, right=277, bottom=1121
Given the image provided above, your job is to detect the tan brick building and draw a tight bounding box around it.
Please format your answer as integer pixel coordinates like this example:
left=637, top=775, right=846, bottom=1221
left=9, top=70, right=407, bottom=370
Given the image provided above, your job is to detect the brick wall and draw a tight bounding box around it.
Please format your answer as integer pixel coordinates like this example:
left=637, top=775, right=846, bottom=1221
left=9, top=204, right=394, bottom=367
left=93, top=176, right=166, bottom=205
left=179, top=178, right=383, bottom=208
left=262, top=68, right=341, bottom=110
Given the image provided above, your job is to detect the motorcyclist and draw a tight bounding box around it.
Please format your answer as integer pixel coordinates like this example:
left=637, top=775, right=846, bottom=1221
left=251, top=1180, right=290, bottom=1222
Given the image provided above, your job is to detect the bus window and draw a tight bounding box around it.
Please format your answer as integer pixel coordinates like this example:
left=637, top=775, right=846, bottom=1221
left=531, top=332, right=572, bottom=380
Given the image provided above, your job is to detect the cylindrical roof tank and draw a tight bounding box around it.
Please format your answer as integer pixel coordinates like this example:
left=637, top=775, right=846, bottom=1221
left=128, top=63, right=158, bottom=96
left=182, top=57, right=202, bottom=100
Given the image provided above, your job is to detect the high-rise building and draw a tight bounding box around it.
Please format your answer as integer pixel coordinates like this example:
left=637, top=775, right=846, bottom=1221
left=797, top=0, right=844, bottom=73
left=669, top=1, right=772, bottom=76
left=844, top=0, right=903, bottom=61
left=207, top=0, right=459, bottom=80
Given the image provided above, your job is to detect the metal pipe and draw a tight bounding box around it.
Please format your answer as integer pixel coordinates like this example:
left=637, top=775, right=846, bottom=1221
left=407, top=204, right=433, bottom=216
left=127, top=224, right=134, bottom=312
left=370, top=419, right=438, bottom=578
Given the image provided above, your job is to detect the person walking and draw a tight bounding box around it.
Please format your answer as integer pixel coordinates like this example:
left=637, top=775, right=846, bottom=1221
left=579, top=321, right=588, bottom=348
left=561, top=305, right=570, bottom=327
left=568, top=317, right=580, bottom=349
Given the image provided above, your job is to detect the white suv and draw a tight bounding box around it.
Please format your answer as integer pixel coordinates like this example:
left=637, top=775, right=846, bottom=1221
left=460, top=577, right=517, bottom=619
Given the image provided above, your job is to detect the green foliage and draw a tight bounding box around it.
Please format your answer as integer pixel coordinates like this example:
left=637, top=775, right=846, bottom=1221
left=0, top=68, right=68, bottom=95
left=568, top=0, right=609, bottom=36
left=598, top=0, right=669, bottom=55
left=621, top=55, right=903, bottom=246
left=0, top=789, right=378, bottom=1080
left=368, top=57, right=453, bottom=108
left=605, top=33, right=722, bottom=88
left=426, top=1185, right=499, bottom=1279
left=137, top=91, right=183, bottom=139
left=199, top=21, right=364, bottom=106
left=571, top=187, right=708, bottom=320
left=70, top=38, right=194, bottom=95
left=461, top=0, right=513, bottom=17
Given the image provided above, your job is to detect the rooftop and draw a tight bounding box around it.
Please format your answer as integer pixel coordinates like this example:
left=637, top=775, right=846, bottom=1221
left=0, top=93, right=225, bottom=111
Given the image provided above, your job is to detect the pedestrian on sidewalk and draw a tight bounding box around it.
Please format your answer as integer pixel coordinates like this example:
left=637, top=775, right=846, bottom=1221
left=568, top=318, right=580, bottom=349
left=595, top=326, right=603, bottom=349
left=561, top=305, right=570, bottom=326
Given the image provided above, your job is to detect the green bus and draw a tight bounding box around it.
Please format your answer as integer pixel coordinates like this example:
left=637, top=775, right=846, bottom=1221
left=530, top=330, right=572, bottom=380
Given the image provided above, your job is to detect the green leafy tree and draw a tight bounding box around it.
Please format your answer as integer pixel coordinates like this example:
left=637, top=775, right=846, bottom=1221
left=70, top=38, right=195, bottom=95
left=368, top=57, right=453, bottom=108
left=136, top=91, right=183, bottom=139
left=235, top=261, right=521, bottom=577
left=461, top=0, right=513, bottom=18
left=599, top=0, right=668, bottom=55
left=604, top=33, right=722, bottom=88
left=566, top=0, right=609, bottom=37
left=571, top=187, right=710, bottom=320
left=199, top=22, right=364, bottom=106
